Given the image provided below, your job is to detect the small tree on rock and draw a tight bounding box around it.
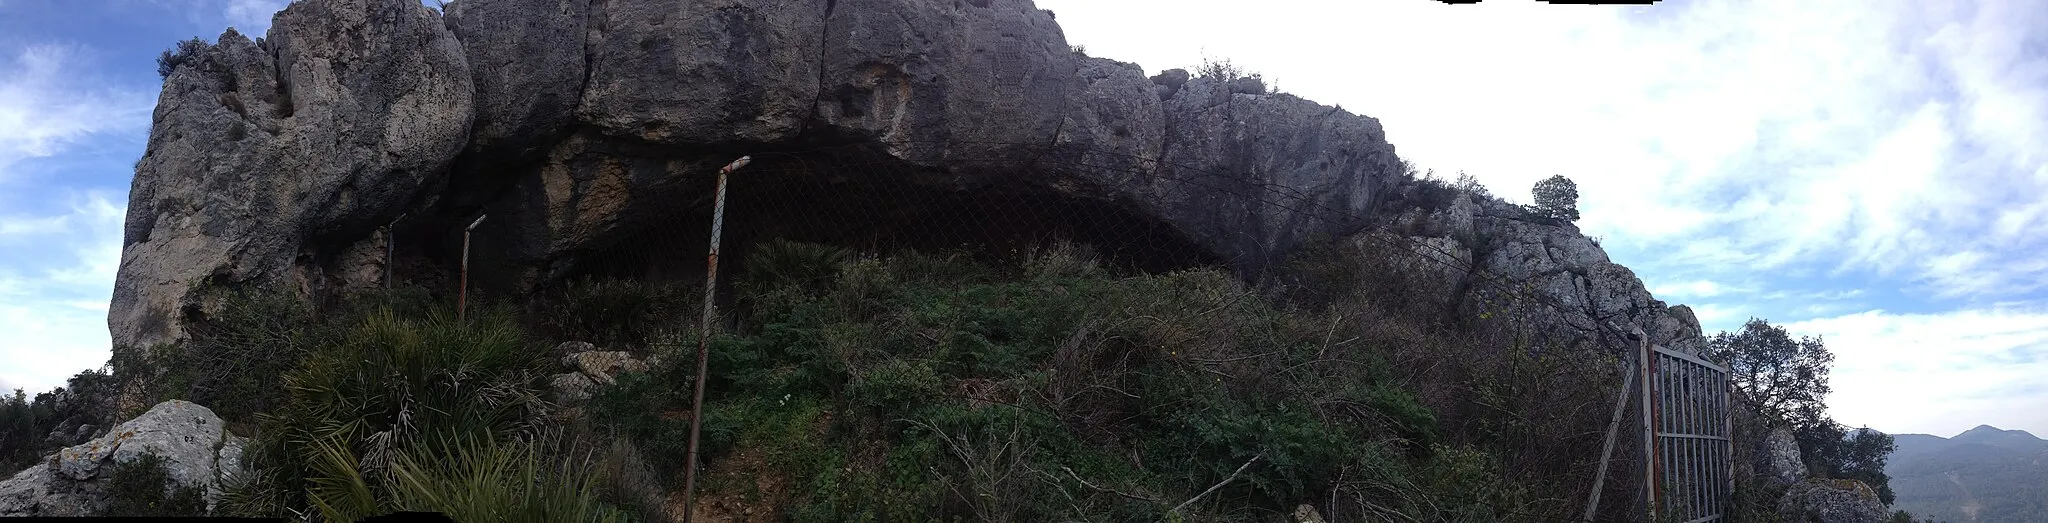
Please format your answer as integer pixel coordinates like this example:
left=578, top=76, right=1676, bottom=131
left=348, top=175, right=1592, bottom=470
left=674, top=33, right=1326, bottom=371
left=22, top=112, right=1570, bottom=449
left=1531, top=175, right=1580, bottom=222
left=156, top=37, right=209, bottom=79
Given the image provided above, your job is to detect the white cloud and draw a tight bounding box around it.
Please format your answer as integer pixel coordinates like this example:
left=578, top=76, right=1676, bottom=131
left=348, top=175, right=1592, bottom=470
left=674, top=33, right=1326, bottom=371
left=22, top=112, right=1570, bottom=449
left=0, top=44, right=151, bottom=183
left=0, top=192, right=124, bottom=395
left=1686, top=303, right=1742, bottom=333
left=0, top=40, right=150, bottom=394
left=1651, top=280, right=1734, bottom=299
left=1787, top=308, right=2048, bottom=437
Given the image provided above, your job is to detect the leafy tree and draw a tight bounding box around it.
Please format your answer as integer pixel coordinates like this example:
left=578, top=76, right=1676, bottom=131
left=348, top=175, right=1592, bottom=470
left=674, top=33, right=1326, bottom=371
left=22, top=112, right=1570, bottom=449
left=156, top=37, right=208, bottom=79
left=1797, top=420, right=1898, bottom=504
left=1708, top=319, right=1899, bottom=504
left=1530, top=175, right=1579, bottom=222
left=1706, top=318, right=1833, bottom=424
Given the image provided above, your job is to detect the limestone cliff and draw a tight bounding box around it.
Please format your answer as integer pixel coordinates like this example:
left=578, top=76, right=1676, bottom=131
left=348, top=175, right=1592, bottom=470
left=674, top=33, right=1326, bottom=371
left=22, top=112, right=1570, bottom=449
left=111, top=0, right=1697, bottom=357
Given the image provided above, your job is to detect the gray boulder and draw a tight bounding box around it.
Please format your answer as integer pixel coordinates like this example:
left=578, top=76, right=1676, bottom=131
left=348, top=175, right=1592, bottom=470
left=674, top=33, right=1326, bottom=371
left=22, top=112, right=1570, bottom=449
left=549, top=372, right=600, bottom=404
left=563, top=350, right=650, bottom=386
left=0, top=400, right=246, bottom=517
left=1777, top=478, right=1887, bottom=523
left=111, top=0, right=473, bottom=351
left=1761, top=425, right=1808, bottom=487
left=549, top=343, right=655, bottom=404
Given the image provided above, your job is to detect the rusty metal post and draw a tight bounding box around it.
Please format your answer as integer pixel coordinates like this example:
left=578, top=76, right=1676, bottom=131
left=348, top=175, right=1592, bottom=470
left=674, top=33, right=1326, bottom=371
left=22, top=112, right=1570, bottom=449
left=459, top=214, right=486, bottom=322
left=385, top=213, right=407, bottom=290
left=1637, top=326, right=1657, bottom=519
left=682, top=156, right=751, bottom=523
left=1725, top=359, right=1736, bottom=517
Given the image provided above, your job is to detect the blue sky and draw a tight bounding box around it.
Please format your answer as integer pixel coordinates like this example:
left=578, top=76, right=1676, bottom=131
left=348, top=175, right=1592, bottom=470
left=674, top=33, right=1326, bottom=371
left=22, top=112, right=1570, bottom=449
left=2, top=0, right=2045, bottom=438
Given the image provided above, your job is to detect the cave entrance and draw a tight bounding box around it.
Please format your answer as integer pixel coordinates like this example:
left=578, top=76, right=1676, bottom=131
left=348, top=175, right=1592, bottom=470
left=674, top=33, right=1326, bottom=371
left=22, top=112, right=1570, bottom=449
left=556, top=141, right=1222, bottom=292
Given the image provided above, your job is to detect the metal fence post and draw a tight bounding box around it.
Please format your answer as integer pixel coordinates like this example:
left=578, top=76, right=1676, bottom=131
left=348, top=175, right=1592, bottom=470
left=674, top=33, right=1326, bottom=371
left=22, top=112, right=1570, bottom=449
left=386, top=213, right=406, bottom=290
left=459, top=214, right=486, bottom=322
left=1638, top=328, right=1657, bottom=519
left=1584, top=350, right=1637, bottom=521
left=682, top=156, right=752, bottom=523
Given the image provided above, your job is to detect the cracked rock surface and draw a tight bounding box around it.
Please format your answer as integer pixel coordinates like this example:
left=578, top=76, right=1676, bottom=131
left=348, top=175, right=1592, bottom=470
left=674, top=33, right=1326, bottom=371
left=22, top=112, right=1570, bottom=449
left=0, top=400, right=246, bottom=517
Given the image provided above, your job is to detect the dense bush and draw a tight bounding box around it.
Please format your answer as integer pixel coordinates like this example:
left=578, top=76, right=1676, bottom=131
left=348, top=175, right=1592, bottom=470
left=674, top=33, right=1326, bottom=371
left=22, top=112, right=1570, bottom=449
left=71, top=232, right=1630, bottom=522
left=111, top=286, right=327, bottom=429
left=103, top=453, right=209, bottom=517
left=585, top=240, right=1596, bottom=522
left=155, top=37, right=209, bottom=79
left=204, top=291, right=628, bottom=520
left=0, top=367, right=119, bottom=476
left=0, top=389, right=52, bottom=474
left=532, top=277, right=698, bottom=352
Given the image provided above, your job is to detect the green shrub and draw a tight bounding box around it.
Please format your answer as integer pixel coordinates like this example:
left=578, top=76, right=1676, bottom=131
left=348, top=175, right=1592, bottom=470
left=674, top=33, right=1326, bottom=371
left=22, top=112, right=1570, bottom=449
left=156, top=37, right=208, bottom=79
left=104, top=453, right=209, bottom=517
left=850, top=359, right=941, bottom=412
left=743, top=239, right=850, bottom=295
left=581, top=245, right=1612, bottom=522
left=0, top=389, right=54, bottom=475
left=223, top=303, right=565, bottom=518
left=0, top=370, right=122, bottom=473
left=537, top=278, right=697, bottom=351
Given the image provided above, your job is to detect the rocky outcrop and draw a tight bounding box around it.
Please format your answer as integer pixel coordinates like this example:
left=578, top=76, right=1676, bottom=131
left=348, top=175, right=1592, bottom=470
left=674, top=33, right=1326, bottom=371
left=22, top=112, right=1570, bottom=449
left=1777, top=478, right=1887, bottom=523
left=114, top=0, right=1404, bottom=356
left=1761, top=425, right=1808, bottom=487
left=0, top=400, right=245, bottom=517
left=1378, top=191, right=1704, bottom=350
left=113, top=0, right=473, bottom=350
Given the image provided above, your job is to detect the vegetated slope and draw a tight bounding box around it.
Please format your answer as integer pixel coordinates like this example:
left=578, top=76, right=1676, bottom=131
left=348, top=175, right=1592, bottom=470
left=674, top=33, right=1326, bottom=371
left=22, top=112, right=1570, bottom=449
left=75, top=0, right=1726, bottom=519
left=581, top=235, right=1633, bottom=522
left=45, top=225, right=1641, bottom=521
left=1887, top=426, right=2048, bottom=522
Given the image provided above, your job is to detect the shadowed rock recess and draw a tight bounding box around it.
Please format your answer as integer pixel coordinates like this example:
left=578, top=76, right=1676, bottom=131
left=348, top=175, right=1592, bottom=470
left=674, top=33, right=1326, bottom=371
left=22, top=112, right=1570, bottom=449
left=111, top=0, right=1700, bottom=356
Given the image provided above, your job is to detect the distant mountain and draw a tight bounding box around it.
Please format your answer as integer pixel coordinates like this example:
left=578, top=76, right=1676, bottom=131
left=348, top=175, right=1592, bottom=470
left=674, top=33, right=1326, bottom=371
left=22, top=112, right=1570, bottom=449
left=1885, top=425, right=2048, bottom=523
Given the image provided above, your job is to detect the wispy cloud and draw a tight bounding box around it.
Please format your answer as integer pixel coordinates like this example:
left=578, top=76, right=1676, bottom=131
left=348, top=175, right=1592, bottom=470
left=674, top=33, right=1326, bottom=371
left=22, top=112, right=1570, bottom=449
left=0, top=39, right=149, bottom=394
left=0, top=44, right=152, bottom=180
left=1788, top=307, right=2048, bottom=436
left=1651, top=280, right=1738, bottom=299
left=0, top=191, right=125, bottom=394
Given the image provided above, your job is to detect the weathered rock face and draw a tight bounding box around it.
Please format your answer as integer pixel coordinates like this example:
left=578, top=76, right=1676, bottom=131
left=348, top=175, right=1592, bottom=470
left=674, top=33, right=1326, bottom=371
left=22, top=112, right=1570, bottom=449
left=1761, top=425, right=1809, bottom=487
left=113, top=0, right=473, bottom=350
left=0, top=400, right=246, bottom=517
left=118, top=0, right=1439, bottom=357
left=1777, top=478, right=1887, bottom=523
left=1378, top=190, right=1704, bottom=351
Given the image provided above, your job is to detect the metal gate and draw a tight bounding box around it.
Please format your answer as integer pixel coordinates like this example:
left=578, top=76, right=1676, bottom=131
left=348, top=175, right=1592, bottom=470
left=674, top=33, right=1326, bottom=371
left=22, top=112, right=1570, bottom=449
left=1645, top=343, right=1732, bottom=522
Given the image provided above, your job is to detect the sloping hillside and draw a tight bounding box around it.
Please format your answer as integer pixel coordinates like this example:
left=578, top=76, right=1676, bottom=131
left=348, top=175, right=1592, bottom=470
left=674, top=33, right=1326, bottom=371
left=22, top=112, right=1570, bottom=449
left=1888, top=426, right=2048, bottom=522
